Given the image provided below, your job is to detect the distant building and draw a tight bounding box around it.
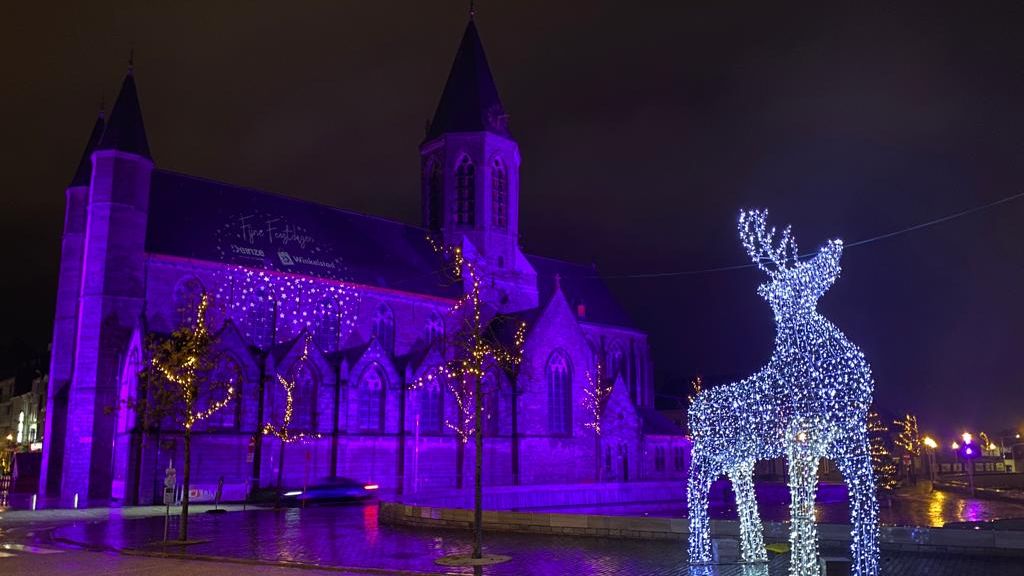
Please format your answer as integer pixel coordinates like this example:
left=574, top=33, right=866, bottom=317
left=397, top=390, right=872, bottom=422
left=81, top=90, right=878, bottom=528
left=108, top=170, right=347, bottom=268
left=41, top=16, right=687, bottom=505
left=0, top=372, right=46, bottom=475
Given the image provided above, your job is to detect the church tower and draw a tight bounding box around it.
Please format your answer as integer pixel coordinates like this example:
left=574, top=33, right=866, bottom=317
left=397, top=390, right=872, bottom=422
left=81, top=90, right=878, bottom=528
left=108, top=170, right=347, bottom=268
left=39, top=110, right=105, bottom=497
left=57, top=68, right=153, bottom=504
left=420, top=16, right=537, bottom=312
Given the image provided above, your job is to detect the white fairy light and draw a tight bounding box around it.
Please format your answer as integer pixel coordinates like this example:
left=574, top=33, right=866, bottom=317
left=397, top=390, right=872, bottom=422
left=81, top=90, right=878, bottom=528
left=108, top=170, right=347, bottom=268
left=687, top=209, right=879, bottom=576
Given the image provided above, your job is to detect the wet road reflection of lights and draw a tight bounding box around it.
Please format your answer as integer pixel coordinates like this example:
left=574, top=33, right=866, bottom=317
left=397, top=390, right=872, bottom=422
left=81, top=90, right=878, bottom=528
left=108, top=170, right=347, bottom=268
left=927, top=489, right=946, bottom=526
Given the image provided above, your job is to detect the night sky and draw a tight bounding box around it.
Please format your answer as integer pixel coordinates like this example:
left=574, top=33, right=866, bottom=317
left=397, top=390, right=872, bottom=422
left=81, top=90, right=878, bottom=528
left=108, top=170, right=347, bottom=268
left=2, top=2, right=1022, bottom=439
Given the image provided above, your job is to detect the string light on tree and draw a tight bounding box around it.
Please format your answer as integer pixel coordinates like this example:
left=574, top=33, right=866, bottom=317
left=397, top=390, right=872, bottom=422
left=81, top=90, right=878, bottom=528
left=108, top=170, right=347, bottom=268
left=263, top=335, right=321, bottom=490
left=582, top=362, right=612, bottom=436
left=687, top=210, right=879, bottom=576
left=409, top=237, right=526, bottom=562
left=142, top=291, right=236, bottom=541
left=868, top=410, right=898, bottom=492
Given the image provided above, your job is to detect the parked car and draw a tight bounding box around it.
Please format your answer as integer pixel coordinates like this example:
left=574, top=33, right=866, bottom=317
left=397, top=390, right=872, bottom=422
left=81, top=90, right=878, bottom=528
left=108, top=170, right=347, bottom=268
left=279, top=477, right=379, bottom=505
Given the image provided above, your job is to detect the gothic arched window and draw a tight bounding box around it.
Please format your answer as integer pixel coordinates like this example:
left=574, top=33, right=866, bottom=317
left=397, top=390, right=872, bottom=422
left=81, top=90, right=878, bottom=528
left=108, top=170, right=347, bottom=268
left=247, top=284, right=275, bottom=349
left=372, top=304, right=395, bottom=354
left=358, top=364, right=386, bottom=432
left=608, top=342, right=625, bottom=383
left=425, top=312, right=444, bottom=352
left=314, top=295, right=341, bottom=352
left=288, top=364, right=317, bottom=432
left=173, top=275, right=205, bottom=328
left=455, top=155, right=475, bottom=226
left=491, top=157, right=507, bottom=230
left=427, top=160, right=443, bottom=231
left=483, top=373, right=500, bottom=436
left=546, top=350, right=572, bottom=435
left=208, top=356, right=242, bottom=430
left=419, top=379, right=443, bottom=433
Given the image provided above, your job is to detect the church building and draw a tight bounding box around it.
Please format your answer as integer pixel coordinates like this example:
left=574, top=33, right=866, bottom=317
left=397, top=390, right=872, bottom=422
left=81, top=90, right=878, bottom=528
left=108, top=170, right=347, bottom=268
left=40, top=17, right=688, bottom=505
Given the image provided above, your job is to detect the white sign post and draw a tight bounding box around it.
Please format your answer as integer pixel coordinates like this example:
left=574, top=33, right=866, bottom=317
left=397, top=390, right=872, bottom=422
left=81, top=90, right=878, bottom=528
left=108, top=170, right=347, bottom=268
left=163, top=462, right=176, bottom=542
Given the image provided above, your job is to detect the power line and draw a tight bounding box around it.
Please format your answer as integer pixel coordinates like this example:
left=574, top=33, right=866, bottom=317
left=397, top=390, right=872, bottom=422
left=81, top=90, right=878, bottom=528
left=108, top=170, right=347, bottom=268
left=595, top=190, right=1024, bottom=280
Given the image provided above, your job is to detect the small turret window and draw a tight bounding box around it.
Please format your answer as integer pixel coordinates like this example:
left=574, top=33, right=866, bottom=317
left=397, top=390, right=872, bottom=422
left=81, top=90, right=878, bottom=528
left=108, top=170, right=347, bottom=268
left=491, top=157, right=508, bottom=230
left=455, top=156, right=475, bottom=226
left=427, top=160, right=443, bottom=231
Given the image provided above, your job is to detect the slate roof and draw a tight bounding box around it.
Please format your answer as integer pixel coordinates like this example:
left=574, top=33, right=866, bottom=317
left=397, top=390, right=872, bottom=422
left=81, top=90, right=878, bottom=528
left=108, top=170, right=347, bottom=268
left=636, top=405, right=686, bottom=436
left=98, top=71, right=151, bottom=159
left=527, top=255, right=635, bottom=329
left=69, top=112, right=105, bottom=187
left=145, top=170, right=459, bottom=299
left=425, top=19, right=510, bottom=141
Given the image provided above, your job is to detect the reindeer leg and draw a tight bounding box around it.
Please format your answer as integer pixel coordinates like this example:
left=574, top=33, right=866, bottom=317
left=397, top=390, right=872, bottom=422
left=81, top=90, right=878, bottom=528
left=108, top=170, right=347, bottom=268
left=786, top=444, right=820, bottom=576
left=687, top=449, right=716, bottom=564
left=835, top=436, right=880, bottom=576
left=728, top=461, right=767, bottom=563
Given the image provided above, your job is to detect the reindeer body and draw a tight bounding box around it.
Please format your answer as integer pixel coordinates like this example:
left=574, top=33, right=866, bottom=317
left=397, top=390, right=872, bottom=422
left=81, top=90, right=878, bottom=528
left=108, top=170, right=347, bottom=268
left=687, top=211, right=879, bottom=576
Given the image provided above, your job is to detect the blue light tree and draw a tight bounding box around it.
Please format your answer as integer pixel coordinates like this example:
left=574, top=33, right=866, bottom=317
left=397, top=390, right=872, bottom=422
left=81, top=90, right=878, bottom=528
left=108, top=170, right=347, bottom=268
left=687, top=210, right=879, bottom=576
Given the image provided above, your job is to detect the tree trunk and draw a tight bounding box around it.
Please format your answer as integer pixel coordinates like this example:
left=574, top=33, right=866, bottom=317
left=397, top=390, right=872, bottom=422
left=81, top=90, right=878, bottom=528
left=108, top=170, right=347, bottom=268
left=455, top=437, right=464, bottom=489
left=179, top=427, right=191, bottom=541
left=595, top=434, right=602, bottom=483
left=473, top=376, right=483, bottom=559
left=277, top=439, right=286, bottom=489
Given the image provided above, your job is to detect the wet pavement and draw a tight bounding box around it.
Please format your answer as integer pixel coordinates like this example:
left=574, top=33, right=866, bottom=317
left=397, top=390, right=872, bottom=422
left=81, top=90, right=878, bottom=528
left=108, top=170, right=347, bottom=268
left=27, top=503, right=1024, bottom=576
left=525, top=482, right=1024, bottom=528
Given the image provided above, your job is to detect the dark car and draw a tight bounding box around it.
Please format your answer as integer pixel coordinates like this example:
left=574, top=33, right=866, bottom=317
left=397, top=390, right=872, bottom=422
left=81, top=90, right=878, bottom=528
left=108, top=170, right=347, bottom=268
left=279, top=477, right=379, bottom=505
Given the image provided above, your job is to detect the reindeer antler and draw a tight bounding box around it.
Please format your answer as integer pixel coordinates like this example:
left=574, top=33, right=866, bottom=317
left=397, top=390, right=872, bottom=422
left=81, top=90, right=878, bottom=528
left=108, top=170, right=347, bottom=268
left=738, top=209, right=799, bottom=274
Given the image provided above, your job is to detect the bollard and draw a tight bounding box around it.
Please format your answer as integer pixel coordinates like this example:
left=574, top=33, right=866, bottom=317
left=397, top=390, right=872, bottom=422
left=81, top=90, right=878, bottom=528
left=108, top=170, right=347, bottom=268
left=73, top=493, right=79, bottom=509
left=31, top=493, right=37, bottom=511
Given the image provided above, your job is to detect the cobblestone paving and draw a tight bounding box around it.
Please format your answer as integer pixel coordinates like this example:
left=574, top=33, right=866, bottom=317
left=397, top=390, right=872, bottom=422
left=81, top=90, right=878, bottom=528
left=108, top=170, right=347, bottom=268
left=39, top=505, right=1024, bottom=576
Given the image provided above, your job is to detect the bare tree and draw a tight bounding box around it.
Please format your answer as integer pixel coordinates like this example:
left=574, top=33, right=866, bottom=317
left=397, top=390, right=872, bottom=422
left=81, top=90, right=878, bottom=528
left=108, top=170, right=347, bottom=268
left=262, top=336, right=321, bottom=493
left=582, top=362, right=612, bottom=482
left=135, top=292, right=235, bottom=541
left=410, top=241, right=525, bottom=561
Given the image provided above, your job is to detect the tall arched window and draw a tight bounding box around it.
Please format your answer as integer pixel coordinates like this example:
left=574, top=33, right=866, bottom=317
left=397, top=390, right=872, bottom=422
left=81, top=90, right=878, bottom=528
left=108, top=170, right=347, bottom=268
left=455, top=155, right=475, bottom=226
left=173, top=275, right=205, bottom=328
left=208, top=356, right=242, bottom=430
left=419, top=380, right=443, bottom=433
left=482, top=373, right=500, bottom=436
left=427, top=160, right=443, bottom=231
left=358, top=364, right=386, bottom=432
left=372, top=304, right=395, bottom=354
left=487, top=157, right=503, bottom=229
left=546, top=350, right=572, bottom=435
left=314, top=296, right=341, bottom=352
left=16, top=410, right=25, bottom=443
left=491, top=157, right=507, bottom=230
left=289, top=364, right=317, bottom=432
left=248, top=284, right=275, bottom=349
left=425, top=312, right=444, bottom=352
left=608, top=342, right=625, bottom=383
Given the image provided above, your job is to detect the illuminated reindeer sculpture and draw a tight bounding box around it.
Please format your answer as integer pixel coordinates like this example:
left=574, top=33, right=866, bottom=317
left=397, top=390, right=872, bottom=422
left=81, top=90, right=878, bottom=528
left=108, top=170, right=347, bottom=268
left=687, top=210, right=879, bottom=576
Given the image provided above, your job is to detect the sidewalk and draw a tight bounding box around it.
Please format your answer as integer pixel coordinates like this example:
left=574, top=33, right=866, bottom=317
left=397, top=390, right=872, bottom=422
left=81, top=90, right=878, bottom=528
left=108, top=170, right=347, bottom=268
left=28, top=504, right=1024, bottom=576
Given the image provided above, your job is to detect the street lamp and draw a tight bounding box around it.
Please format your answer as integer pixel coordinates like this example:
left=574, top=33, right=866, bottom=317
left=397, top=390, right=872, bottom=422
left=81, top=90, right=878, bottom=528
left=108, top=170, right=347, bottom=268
left=922, top=436, right=938, bottom=482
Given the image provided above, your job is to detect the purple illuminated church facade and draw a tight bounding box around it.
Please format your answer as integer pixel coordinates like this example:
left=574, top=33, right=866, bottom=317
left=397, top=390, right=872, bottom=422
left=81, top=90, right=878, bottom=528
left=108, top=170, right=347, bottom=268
left=40, top=19, right=688, bottom=505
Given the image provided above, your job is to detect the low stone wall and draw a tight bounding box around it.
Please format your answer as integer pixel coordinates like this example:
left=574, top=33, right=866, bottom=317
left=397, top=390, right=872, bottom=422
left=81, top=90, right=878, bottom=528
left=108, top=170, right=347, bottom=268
left=379, top=501, right=1024, bottom=555
left=934, top=479, right=1024, bottom=504
left=399, top=480, right=684, bottom=511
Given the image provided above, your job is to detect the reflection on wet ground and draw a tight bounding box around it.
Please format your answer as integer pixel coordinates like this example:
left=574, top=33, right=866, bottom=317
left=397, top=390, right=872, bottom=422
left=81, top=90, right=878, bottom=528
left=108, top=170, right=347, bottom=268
left=49, top=503, right=1024, bottom=576
left=526, top=482, right=1024, bottom=528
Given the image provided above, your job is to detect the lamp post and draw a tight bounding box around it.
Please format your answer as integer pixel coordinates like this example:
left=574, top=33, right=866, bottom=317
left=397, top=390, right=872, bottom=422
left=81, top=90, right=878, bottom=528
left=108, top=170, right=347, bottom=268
left=959, top=432, right=978, bottom=497
left=922, top=436, right=938, bottom=482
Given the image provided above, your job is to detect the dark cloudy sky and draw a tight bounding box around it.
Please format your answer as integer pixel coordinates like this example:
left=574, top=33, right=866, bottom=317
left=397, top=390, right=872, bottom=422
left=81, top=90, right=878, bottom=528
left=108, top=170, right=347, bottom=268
left=1, top=1, right=1022, bottom=439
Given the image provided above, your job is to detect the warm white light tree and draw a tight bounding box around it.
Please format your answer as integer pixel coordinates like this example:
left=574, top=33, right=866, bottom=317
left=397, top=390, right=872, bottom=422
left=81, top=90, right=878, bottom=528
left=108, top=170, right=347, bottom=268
left=582, top=362, right=612, bottom=481
left=687, top=210, right=879, bottom=576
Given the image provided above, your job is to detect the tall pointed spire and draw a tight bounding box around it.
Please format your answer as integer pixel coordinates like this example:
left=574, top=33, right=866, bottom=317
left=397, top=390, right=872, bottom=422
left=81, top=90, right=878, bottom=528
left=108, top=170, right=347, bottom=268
left=97, top=67, right=151, bottom=159
left=69, top=109, right=106, bottom=187
left=425, top=18, right=509, bottom=141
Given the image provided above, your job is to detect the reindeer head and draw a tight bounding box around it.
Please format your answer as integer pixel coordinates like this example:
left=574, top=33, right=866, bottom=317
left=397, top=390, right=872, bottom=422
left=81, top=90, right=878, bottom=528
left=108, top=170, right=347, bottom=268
left=738, top=209, right=843, bottom=317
